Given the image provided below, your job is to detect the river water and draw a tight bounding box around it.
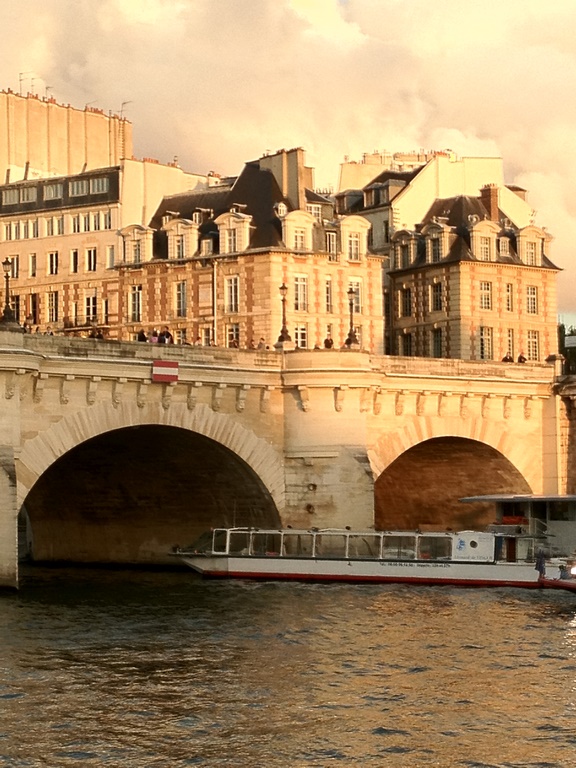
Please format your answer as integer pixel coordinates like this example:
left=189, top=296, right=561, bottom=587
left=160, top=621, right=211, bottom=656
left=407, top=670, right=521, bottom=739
left=1, top=567, right=576, bottom=767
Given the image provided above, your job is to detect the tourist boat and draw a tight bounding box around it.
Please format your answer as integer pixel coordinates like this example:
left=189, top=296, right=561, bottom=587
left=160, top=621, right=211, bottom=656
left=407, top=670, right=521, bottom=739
left=174, top=495, right=576, bottom=591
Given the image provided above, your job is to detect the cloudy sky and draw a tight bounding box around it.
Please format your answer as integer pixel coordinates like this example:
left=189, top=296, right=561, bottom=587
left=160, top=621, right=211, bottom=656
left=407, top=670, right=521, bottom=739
left=1, top=0, right=575, bottom=317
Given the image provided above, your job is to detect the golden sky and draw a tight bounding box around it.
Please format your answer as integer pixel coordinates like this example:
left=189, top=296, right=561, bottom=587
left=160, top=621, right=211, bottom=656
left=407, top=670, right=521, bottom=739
left=2, top=0, right=575, bottom=317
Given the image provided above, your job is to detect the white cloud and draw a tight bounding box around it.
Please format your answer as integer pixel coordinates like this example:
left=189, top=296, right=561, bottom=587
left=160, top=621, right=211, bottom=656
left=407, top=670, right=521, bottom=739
left=1, top=0, right=575, bottom=312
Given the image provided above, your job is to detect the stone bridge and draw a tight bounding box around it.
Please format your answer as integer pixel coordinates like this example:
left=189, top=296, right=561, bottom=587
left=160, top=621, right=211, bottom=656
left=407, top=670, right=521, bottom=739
left=0, top=329, right=574, bottom=588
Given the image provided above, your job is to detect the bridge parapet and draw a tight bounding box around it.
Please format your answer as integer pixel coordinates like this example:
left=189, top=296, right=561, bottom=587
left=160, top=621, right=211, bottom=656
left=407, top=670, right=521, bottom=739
left=0, top=331, right=569, bottom=588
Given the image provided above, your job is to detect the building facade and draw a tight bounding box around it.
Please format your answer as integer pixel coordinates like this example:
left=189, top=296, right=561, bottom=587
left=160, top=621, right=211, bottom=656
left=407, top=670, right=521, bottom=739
left=388, top=186, right=559, bottom=361
left=0, top=89, right=133, bottom=182
left=0, top=160, right=209, bottom=333
left=117, top=149, right=384, bottom=351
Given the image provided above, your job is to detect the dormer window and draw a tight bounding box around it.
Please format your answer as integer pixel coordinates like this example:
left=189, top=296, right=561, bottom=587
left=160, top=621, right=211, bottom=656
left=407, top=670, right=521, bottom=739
left=282, top=210, right=314, bottom=252
left=499, top=237, right=509, bottom=256
left=192, top=211, right=202, bottom=225
left=294, top=228, right=306, bottom=250
left=277, top=202, right=288, bottom=217
left=398, top=242, right=411, bottom=269
left=478, top=236, right=491, bottom=261
left=348, top=232, right=361, bottom=261
left=227, top=228, right=238, bottom=252
left=200, top=239, right=213, bottom=256
left=364, top=189, right=376, bottom=207
left=215, top=211, right=252, bottom=254
left=326, top=231, right=338, bottom=260
left=306, top=204, right=321, bottom=221
left=119, top=225, right=153, bottom=264
left=430, top=237, right=441, bottom=263
left=526, top=241, right=537, bottom=266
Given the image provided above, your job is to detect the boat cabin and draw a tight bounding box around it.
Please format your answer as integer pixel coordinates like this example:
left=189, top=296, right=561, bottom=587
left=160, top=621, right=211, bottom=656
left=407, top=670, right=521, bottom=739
left=460, top=495, right=576, bottom=558
left=192, top=527, right=540, bottom=564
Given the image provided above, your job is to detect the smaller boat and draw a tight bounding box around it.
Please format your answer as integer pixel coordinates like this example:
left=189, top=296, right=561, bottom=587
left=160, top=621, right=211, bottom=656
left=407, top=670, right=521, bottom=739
left=174, top=521, right=576, bottom=592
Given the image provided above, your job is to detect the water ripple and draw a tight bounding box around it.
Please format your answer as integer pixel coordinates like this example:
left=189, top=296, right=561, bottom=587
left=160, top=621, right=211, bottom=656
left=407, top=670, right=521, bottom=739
left=0, top=567, right=575, bottom=766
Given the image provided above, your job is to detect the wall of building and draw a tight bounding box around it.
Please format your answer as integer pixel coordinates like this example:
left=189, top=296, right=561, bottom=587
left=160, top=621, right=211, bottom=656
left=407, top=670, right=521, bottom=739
left=390, top=156, right=504, bottom=231
left=0, top=90, right=133, bottom=181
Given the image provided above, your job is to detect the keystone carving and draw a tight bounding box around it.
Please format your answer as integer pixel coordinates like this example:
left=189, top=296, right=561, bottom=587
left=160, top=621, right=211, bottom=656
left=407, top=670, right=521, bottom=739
left=236, top=385, right=250, bottom=412
left=87, top=377, right=101, bottom=406
left=260, top=387, right=273, bottom=413
left=60, top=375, right=74, bottom=405
left=212, top=383, right=226, bottom=411
left=4, top=372, right=15, bottom=400
left=438, top=392, right=452, bottom=417
left=503, top=396, right=513, bottom=419
left=373, top=387, right=382, bottom=415
left=162, top=382, right=176, bottom=410
left=33, top=373, right=48, bottom=403
left=334, top=385, right=347, bottom=412
left=112, top=379, right=126, bottom=408
left=416, top=392, right=428, bottom=416
left=459, top=394, right=470, bottom=419
left=136, top=381, right=148, bottom=408
left=359, top=388, right=371, bottom=413
left=298, top=386, right=310, bottom=412
left=481, top=394, right=492, bottom=419
left=524, top=396, right=533, bottom=420
left=395, top=391, right=405, bottom=416
left=187, top=382, right=201, bottom=410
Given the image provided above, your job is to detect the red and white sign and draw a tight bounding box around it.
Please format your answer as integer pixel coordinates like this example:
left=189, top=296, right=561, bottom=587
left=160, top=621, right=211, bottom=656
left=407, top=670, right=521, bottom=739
left=152, top=360, right=179, bottom=383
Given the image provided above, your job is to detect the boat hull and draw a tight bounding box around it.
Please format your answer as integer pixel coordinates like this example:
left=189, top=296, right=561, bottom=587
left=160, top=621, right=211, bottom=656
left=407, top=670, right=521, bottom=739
left=179, top=555, right=568, bottom=589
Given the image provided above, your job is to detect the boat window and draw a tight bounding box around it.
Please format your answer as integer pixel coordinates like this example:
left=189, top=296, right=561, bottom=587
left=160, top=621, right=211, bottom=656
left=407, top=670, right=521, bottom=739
left=348, top=535, right=380, bottom=559
left=549, top=501, right=576, bottom=521
left=213, top=530, right=228, bottom=553
left=382, top=535, right=416, bottom=559
left=516, top=538, right=536, bottom=562
left=283, top=533, right=314, bottom=556
left=251, top=533, right=282, bottom=556
left=502, top=501, right=530, bottom=519
left=417, top=536, right=452, bottom=560
left=315, top=534, right=347, bottom=558
left=229, top=531, right=251, bottom=555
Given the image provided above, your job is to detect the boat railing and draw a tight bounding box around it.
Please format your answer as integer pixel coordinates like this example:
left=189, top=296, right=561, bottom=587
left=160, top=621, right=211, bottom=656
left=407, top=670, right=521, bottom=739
left=206, top=528, right=496, bottom=563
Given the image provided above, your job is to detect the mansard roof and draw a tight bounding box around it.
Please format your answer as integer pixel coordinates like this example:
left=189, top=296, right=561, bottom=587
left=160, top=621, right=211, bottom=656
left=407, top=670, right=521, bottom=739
left=149, top=161, right=285, bottom=248
left=422, top=195, right=488, bottom=230
left=394, top=194, right=560, bottom=271
left=305, top=188, right=333, bottom=204
left=362, top=167, right=421, bottom=190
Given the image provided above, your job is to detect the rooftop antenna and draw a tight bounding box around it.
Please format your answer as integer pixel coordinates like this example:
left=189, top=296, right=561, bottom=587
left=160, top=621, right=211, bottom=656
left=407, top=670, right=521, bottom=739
left=120, top=101, right=132, bottom=118
left=45, top=85, right=53, bottom=99
left=19, top=71, right=34, bottom=95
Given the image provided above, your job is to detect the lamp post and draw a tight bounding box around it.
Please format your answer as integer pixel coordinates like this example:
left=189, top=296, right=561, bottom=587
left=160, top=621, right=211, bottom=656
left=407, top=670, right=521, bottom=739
left=1, top=257, right=19, bottom=328
left=345, top=286, right=359, bottom=347
left=277, top=283, right=292, bottom=343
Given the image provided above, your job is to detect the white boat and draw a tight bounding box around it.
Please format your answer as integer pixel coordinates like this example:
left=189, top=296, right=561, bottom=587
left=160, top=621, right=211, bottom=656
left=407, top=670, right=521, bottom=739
left=174, top=497, right=576, bottom=591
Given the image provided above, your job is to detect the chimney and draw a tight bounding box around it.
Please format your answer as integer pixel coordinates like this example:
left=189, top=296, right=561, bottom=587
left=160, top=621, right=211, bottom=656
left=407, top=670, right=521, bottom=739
left=480, top=184, right=499, bottom=222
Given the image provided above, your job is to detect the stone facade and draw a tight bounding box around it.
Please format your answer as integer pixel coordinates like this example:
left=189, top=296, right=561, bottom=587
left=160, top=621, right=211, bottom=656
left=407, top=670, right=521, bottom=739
left=388, top=188, right=559, bottom=361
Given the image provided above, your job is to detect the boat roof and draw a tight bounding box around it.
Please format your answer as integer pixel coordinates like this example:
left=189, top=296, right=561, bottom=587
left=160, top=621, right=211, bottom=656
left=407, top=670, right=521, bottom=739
left=460, top=494, right=576, bottom=503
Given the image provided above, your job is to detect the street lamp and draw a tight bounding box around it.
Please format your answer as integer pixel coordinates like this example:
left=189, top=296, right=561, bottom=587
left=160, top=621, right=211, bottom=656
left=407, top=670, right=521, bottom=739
left=277, top=283, right=292, bottom=343
left=345, top=286, right=359, bottom=347
left=1, top=257, right=19, bottom=328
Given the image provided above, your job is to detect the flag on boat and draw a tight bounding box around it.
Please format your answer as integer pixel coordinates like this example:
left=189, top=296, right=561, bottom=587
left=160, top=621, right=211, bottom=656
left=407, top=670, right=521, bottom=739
left=152, top=360, right=179, bottom=383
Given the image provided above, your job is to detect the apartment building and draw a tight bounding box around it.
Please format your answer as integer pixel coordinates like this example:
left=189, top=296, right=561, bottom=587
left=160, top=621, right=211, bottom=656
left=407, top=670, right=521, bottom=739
left=0, top=160, right=208, bottom=332
left=117, top=149, right=385, bottom=351
left=388, top=185, right=559, bottom=361
left=0, top=89, right=132, bottom=182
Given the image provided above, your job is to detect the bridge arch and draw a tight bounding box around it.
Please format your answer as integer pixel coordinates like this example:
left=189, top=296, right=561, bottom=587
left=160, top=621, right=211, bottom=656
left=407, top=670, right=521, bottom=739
left=371, top=434, right=531, bottom=532
left=17, top=402, right=285, bottom=564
